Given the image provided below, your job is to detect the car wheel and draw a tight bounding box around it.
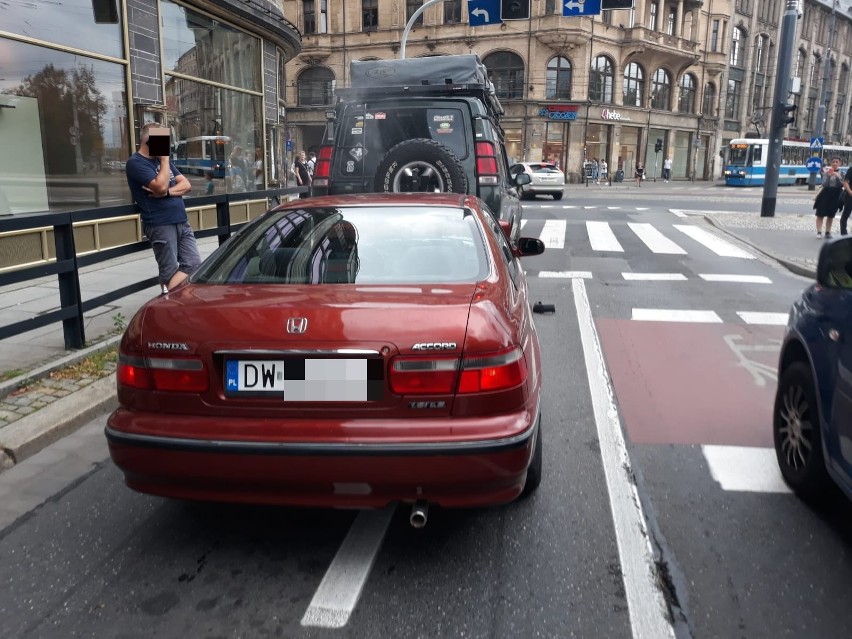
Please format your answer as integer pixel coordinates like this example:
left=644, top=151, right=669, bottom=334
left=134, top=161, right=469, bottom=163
left=552, top=192, right=563, bottom=200
left=519, top=187, right=532, bottom=201
left=773, top=362, right=831, bottom=499
left=520, top=416, right=543, bottom=498
left=374, top=138, right=468, bottom=194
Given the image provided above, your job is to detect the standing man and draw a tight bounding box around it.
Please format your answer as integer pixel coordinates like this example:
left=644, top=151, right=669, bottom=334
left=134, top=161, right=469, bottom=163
left=306, top=151, right=316, bottom=178
left=839, top=167, right=852, bottom=236
left=293, top=150, right=312, bottom=199
left=126, top=122, right=201, bottom=295
left=599, top=158, right=608, bottom=185
left=663, top=157, right=672, bottom=182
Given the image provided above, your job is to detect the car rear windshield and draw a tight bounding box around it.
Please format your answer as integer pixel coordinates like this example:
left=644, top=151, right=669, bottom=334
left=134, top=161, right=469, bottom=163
left=194, top=205, right=489, bottom=285
left=528, top=164, right=561, bottom=173
left=336, top=106, right=469, bottom=177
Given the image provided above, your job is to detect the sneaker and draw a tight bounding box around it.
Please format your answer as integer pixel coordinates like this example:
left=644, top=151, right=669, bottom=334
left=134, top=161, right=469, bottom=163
left=825, top=232, right=832, bottom=239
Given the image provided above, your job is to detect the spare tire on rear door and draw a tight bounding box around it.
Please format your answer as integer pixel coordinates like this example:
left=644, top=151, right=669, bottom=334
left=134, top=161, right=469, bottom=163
left=374, top=138, right=468, bottom=194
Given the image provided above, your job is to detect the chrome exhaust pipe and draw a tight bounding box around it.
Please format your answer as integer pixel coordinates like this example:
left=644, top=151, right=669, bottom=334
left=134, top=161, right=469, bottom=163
left=409, top=501, right=428, bottom=528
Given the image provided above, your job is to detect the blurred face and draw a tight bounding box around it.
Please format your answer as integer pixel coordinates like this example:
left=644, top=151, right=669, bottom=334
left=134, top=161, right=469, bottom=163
left=831, top=158, right=841, bottom=170
left=299, top=152, right=306, bottom=161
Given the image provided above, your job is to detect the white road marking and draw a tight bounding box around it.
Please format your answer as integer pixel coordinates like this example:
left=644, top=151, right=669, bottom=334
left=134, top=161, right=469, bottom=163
left=520, top=219, right=528, bottom=230
left=587, top=221, right=624, bottom=252
left=301, top=506, right=395, bottom=628
left=702, top=446, right=791, bottom=493
left=540, top=205, right=555, bottom=209
left=608, top=206, right=622, bottom=210
left=737, top=312, right=789, bottom=325
left=673, top=225, right=755, bottom=258
left=573, top=279, right=676, bottom=639
left=538, top=270, right=594, bottom=279
left=562, top=205, right=579, bottom=209
left=636, top=207, right=649, bottom=211
left=584, top=206, right=598, bottom=209
left=699, top=274, right=772, bottom=284
left=669, top=209, right=688, bottom=218
left=632, top=309, right=723, bottom=323
left=622, top=273, right=688, bottom=281
left=541, top=219, right=567, bottom=249
left=627, top=223, right=687, bottom=254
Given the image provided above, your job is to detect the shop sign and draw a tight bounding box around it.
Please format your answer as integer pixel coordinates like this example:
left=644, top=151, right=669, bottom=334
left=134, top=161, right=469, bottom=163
left=601, top=108, right=630, bottom=121
left=539, top=105, right=578, bottom=120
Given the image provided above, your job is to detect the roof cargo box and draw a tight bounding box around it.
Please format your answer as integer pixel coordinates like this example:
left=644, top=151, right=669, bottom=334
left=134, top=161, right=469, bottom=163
left=350, top=55, right=489, bottom=89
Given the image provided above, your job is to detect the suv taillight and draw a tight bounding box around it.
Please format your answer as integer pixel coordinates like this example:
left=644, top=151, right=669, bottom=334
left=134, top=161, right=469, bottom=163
left=475, top=141, right=499, bottom=186
left=312, top=145, right=333, bottom=187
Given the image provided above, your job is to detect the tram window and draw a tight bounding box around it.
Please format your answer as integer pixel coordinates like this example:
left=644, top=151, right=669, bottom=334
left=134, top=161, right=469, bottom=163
left=752, top=145, right=762, bottom=165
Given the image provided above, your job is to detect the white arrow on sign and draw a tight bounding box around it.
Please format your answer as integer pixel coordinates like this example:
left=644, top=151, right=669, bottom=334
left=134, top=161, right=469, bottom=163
left=564, top=0, right=586, bottom=12
left=471, top=8, right=490, bottom=20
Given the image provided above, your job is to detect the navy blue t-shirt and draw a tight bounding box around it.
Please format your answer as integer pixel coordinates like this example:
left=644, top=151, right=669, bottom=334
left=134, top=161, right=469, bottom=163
left=125, top=152, right=187, bottom=226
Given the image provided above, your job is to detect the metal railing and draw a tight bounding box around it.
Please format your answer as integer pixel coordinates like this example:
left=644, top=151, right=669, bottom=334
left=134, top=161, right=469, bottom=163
left=0, top=186, right=305, bottom=350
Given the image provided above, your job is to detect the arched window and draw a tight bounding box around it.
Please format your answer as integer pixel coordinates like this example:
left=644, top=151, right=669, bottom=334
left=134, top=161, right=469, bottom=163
left=839, top=63, right=849, bottom=95
left=793, top=48, right=806, bottom=79
left=810, top=53, right=820, bottom=87
left=589, top=55, right=614, bottom=103
left=623, top=62, right=644, bottom=107
left=730, top=27, right=745, bottom=68
left=483, top=51, right=525, bottom=100
left=678, top=73, right=696, bottom=113
left=651, top=68, right=671, bottom=110
left=702, top=82, right=716, bottom=116
left=298, top=67, right=334, bottom=106
left=546, top=57, right=572, bottom=100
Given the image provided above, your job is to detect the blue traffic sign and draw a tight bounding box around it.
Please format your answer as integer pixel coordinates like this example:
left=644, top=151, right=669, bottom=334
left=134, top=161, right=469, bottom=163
left=564, top=0, right=602, bottom=16
left=286, top=140, right=293, bottom=152
left=468, top=0, right=502, bottom=25
left=806, top=157, right=822, bottom=173
left=810, top=136, right=824, bottom=150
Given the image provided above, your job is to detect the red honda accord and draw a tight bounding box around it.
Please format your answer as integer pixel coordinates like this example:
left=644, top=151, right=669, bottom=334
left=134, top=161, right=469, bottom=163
left=106, top=193, right=545, bottom=516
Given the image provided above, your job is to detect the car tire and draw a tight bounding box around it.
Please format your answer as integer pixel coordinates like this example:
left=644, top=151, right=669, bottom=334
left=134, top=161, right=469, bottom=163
left=773, top=362, right=832, bottom=500
left=520, top=416, right=543, bottom=498
left=519, top=187, right=532, bottom=201
left=374, top=138, right=468, bottom=194
left=552, top=192, right=563, bottom=200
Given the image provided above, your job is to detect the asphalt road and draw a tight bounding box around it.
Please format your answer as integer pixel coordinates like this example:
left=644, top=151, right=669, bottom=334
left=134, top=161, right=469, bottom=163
left=2, top=188, right=851, bottom=639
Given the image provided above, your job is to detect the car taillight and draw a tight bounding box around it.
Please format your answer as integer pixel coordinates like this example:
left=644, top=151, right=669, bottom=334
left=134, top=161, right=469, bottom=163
left=389, top=356, right=459, bottom=394
left=117, top=353, right=208, bottom=392
left=458, top=347, right=527, bottom=393
left=475, top=141, right=499, bottom=186
left=312, top=145, right=333, bottom=187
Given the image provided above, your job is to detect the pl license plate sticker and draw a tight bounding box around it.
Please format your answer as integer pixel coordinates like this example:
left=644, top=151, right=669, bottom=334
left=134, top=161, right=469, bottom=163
left=225, top=359, right=383, bottom=401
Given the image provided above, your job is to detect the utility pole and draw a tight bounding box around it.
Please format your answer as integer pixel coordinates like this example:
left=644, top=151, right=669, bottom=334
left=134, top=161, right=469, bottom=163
left=807, top=0, right=838, bottom=191
left=760, top=0, right=800, bottom=217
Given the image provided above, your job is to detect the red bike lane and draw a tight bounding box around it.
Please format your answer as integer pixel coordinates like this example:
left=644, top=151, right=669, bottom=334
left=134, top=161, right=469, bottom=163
left=596, top=318, right=783, bottom=448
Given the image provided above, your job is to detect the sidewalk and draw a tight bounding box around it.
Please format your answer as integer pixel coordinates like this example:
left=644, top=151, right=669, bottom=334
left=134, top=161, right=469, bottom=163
left=0, top=200, right=832, bottom=473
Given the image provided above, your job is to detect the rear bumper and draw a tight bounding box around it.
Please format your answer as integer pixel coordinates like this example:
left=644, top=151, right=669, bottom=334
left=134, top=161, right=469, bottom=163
left=105, top=409, right=539, bottom=508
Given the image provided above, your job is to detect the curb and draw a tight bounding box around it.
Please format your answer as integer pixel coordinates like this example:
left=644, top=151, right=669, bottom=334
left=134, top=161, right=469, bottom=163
left=703, top=215, right=817, bottom=279
left=0, top=376, right=117, bottom=470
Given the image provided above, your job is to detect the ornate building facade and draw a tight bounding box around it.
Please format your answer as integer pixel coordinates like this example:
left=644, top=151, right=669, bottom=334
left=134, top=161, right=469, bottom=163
left=281, top=0, right=852, bottom=182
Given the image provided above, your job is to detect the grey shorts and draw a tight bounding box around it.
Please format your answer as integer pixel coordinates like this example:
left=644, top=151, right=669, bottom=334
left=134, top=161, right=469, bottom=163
left=143, top=222, right=202, bottom=285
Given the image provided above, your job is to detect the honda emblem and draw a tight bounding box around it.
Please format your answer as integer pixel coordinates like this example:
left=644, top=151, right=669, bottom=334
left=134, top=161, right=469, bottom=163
left=286, top=317, right=308, bottom=334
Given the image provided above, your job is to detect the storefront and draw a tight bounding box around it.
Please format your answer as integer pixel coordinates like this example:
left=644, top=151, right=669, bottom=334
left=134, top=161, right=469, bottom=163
left=0, top=0, right=299, bottom=222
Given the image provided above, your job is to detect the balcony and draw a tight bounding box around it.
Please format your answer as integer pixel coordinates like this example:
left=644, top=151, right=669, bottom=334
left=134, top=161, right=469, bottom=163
left=621, top=27, right=700, bottom=68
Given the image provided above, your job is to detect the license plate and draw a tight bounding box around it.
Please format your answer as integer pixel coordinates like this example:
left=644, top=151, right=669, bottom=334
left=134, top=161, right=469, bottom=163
left=224, top=358, right=384, bottom=401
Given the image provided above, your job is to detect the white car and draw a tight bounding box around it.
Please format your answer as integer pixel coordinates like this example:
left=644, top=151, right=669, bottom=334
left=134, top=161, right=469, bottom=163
left=510, top=162, right=565, bottom=200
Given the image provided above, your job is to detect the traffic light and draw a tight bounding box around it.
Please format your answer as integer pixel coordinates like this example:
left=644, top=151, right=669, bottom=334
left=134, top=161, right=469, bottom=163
left=780, top=103, right=798, bottom=127
left=654, top=138, right=663, bottom=153
left=601, top=0, right=635, bottom=9
left=501, top=0, right=531, bottom=20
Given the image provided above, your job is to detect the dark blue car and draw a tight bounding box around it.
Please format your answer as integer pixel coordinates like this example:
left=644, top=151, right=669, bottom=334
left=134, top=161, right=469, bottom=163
left=774, top=236, right=852, bottom=500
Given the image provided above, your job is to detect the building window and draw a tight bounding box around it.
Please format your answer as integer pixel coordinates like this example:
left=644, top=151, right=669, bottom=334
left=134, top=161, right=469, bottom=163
left=444, top=0, right=462, bottom=24
left=725, top=78, right=741, bottom=119
left=545, top=0, right=558, bottom=14
left=838, top=63, right=849, bottom=95
left=730, top=27, right=745, bottom=67
left=736, top=0, right=750, bottom=13
left=623, top=62, right=645, bottom=107
left=754, top=35, right=765, bottom=71
left=666, top=8, right=676, bottom=35
left=546, top=57, right=572, bottom=99
left=649, top=1, right=658, bottom=31
left=794, top=48, right=805, bottom=80
left=298, top=67, right=335, bottom=106
left=806, top=95, right=816, bottom=131
left=679, top=73, right=696, bottom=113
left=363, top=0, right=378, bottom=31
left=711, top=20, right=720, bottom=52
left=483, top=51, right=524, bottom=99
left=810, top=53, right=821, bottom=88
left=407, top=0, right=424, bottom=26
left=651, top=68, right=671, bottom=110
left=702, top=82, right=717, bottom=116
left=304, top=0, right=317, bottom=33
left=590, top=56, right=615, bottom=103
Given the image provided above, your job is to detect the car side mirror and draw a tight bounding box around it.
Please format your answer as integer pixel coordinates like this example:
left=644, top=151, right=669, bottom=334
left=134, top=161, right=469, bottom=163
left=515, top=172, right=531, bottom=186
left=514, top=237, right=545, bottom=257
left=816, top=236, right=852, bottom=289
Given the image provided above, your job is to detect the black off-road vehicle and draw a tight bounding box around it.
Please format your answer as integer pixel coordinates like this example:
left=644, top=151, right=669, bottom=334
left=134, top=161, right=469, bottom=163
left=311, top=55, right=530, bottom=240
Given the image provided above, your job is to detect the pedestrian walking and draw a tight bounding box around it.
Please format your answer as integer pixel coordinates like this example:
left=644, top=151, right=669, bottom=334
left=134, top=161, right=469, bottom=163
left=592, top=158, right=599, bottom=184
left=635, top=163, right=645, bottom=187
left=227, top=145, right=249, bottom=192
left=813, top=156, right=844, bottom=239
left=293, top=150, right=312, bottom=199
left=663, top=157, right=672, bottom=182
left=126, top=122, right=201, bottom=295
left=840, top=167, right=852, bottom=236
left=307, top=151, right=316, bottom=177
left=599, top=159, right=608, bottom=185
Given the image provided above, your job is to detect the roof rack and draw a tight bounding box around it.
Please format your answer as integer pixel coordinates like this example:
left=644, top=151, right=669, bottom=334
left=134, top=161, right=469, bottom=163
left=335, top=83, right=504, bottom=116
